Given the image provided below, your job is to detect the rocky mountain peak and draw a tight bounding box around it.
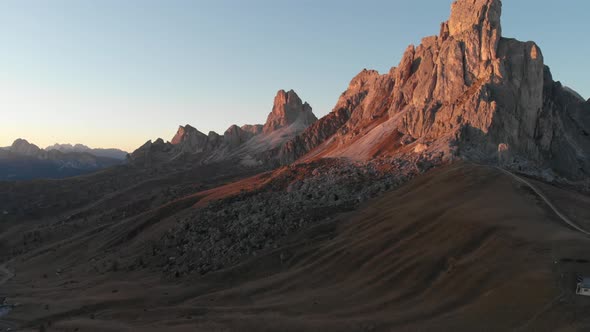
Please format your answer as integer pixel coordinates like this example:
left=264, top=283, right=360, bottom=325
left=263, top=89, right=317, bottom=134
left=171, top=125, right=205, bottom=145
left=168, top=124, right=213, bottom=155
left=129, top=89, right=315, bottom=166
left=240, top=124, right=263, bottom=136
left=447, top=0, right=501, bottom=38
left=222, top=125, right=251, bottom=148
left=10, top=139, right=42, bottom=157
left=46, top=143, right=75, bottom=151
left=154, top=138, right=166, bottom=145
left=44, top=143, right=128, bottom=160
left=277, top=0, right=589, bottom=180
left=346, top=69, right=381, bottom=92
left=436, top=0, right=503, bottom=86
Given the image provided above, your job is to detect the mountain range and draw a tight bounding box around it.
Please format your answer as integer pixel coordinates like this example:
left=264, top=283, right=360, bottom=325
left=128, top=89, right=318, bottom=167
left=1, top=1, right=590, bottom=331
left=127, top=0, right=589, bottom=181
left=45, top=143, right=128, bottom=160
left=0, top=139, right=125, bottom=181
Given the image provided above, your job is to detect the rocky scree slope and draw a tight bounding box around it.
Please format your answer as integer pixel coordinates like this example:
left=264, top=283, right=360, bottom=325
left=148, top=156, right=441, bottom=277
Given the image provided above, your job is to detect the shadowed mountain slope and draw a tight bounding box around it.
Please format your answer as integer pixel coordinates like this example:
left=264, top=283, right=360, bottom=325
left=2, top=163, right=590, bottom=331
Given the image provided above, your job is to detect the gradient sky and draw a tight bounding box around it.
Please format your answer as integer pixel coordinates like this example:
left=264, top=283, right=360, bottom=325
left=1, top=0, right=589, bottom=152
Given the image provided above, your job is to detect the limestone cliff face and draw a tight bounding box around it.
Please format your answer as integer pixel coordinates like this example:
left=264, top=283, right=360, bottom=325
left=536, top=70, right=590, bottom=177
left=223, top=125, right=253, bottom=148
left=240, top=124, right=263, bottom=136
left=10, top=139, right=43, bottom=157
left=170, top=125, right=210, bottom=152
left=263, top=90, right=317, bottom=134
left=128, top=138, right=173, bottom=166
left=278, top=69, right=394, bottom=163
left=279, top=0, right=589, bottom=179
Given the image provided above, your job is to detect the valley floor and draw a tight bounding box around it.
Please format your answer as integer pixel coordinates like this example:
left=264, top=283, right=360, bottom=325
left=2, top=162, right=590, bottom=331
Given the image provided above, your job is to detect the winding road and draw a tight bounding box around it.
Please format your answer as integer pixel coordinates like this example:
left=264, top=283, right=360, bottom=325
left=496, top=166, right=590, bottom=236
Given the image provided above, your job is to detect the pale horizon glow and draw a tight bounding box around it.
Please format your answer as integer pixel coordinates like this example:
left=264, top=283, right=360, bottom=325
left=2, top=0, right=589, bottom=152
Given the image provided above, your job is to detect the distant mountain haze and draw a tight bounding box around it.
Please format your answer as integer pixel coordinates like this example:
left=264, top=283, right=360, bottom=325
left=45, top=143, right=128, bottom=160
left=0, top=139, right=124, bottom=180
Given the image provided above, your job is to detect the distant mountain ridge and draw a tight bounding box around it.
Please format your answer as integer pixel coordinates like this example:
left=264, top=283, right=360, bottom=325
left=0, top=139, right=123, bottom=180
left=128, top=89, right=318, bottom=167
left=45, top=143, right=128, bottom=160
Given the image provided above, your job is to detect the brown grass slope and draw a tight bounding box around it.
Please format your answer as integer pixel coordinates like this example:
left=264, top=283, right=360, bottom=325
left=3, top=162, right=590, bottom=331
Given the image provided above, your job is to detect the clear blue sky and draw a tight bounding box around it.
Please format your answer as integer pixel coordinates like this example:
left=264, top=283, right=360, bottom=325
left=1, top=0, right=588, bottom=152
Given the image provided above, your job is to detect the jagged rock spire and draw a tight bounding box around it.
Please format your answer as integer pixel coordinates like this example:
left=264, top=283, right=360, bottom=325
left=171, top=125, right=205, bottom=145
left=447, top=0, right=502, bottom=62
left=10, top=138, right=42, bottom=157
left=278, top=0, right=590, bottom=180
left=263, top=90, right=317, bottom=134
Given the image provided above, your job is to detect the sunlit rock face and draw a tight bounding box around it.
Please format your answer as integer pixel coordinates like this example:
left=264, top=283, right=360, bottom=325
left=263, top=89, right=317, bottom=134
left=277, top=0, right=590, bottom=180
left=128, top=0, right=589, bottom=179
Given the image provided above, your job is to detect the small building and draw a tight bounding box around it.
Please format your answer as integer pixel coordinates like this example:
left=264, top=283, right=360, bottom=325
left=576, top=276, right=590, bottom=296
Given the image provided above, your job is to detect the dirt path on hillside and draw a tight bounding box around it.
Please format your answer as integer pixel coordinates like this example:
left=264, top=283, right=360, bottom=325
left=496, top=167, right=590, bottom=236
